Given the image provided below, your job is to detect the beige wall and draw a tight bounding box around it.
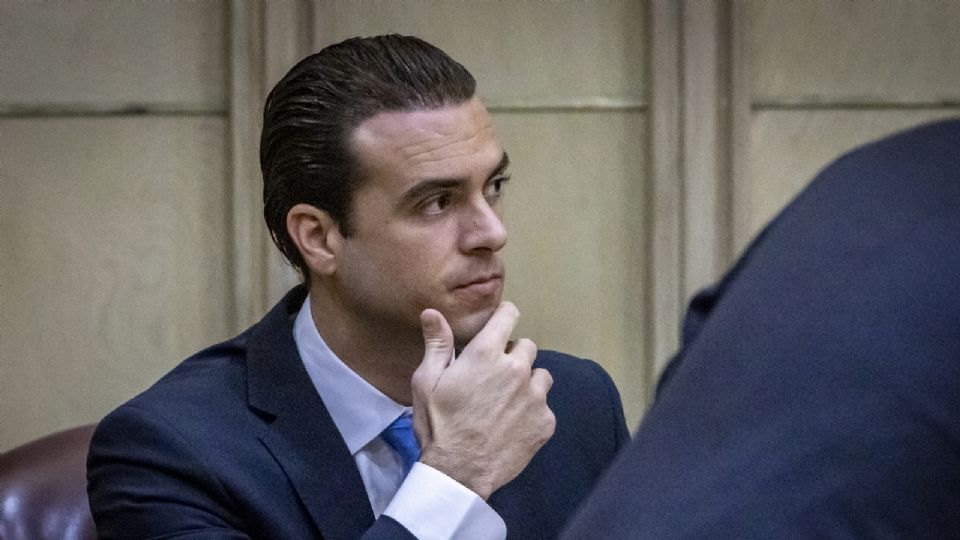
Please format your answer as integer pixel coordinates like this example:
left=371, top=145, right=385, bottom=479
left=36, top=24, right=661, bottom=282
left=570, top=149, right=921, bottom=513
left=3, top=1, right=959, bottom=451
left=734, top=2, right=960, bottom=251
left=1, top=1, right=233, bottom=450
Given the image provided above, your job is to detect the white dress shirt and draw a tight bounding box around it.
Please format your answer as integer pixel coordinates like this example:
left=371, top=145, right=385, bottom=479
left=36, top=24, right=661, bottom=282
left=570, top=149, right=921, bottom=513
left=293, top=296, right=507, bottom=540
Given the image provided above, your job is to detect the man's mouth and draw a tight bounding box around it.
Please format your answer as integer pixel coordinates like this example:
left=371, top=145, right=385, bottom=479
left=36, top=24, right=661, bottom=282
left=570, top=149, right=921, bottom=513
left=452, top=274, right=503, bottom=297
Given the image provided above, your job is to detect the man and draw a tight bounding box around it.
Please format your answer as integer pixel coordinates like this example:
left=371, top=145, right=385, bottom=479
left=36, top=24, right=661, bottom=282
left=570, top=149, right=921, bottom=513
left=87, top=35, right=628, bottom=539
left=561, top=118, right=960, bottom=538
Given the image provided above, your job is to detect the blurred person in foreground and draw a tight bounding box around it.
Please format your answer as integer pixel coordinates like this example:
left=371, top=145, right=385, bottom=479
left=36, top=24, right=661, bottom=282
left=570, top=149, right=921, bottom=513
left=562, top=118, right=960, bottom=539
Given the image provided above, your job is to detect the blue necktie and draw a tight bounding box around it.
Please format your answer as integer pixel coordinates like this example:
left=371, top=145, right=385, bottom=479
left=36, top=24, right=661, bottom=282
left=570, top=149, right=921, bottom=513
left=380, top=413, right=421, bottom=476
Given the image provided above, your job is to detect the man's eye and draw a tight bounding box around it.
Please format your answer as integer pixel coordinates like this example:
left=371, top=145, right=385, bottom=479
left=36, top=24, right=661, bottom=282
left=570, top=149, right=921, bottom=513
left=485, top=176, right=510, bottom=198
left=421, top=194, right=451, bottom=214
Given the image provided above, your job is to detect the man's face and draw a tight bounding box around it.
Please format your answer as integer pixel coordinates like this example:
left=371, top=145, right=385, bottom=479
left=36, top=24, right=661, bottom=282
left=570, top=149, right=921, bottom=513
left=333, top=97, right=509, bottom=345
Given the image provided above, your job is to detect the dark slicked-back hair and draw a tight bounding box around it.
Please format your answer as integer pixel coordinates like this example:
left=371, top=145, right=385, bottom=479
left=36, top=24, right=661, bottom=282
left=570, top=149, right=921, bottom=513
left=260, top=34, right=477, bottom=280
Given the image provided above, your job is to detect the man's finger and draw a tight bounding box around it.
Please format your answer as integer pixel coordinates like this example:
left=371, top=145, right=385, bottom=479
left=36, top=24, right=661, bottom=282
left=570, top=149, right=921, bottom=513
left=508, top=338, right=538, bottom=369
left=530, top=367, right=554, bottom=399
left=462, top=301, right=520, bottom=357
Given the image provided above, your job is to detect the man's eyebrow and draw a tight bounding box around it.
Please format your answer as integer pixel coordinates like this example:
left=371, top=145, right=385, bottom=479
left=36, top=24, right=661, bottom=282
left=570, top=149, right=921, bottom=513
left=489, top=152, right=511, bottom=179
left=399, top=152, right=511, bottom=205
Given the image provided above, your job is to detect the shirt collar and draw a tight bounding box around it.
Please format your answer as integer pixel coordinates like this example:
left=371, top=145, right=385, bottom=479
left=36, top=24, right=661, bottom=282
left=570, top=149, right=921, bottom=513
left=293, top=295, right=409, bottom=455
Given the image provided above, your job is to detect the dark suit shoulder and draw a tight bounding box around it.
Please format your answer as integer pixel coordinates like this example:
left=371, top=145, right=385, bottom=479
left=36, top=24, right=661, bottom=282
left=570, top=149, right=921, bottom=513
left=534, top=349, right=629, bottom=465
left=87, top=332, right=261, bottom=538
left=534, top=350, right=625, bottom=418
left=120, top=333, right=250, bottom=415
left=533, top=349, right=610, bottom=383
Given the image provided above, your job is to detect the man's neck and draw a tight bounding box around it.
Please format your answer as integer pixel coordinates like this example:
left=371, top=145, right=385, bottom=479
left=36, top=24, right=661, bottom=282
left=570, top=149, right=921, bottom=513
left=307, top=289, right=421, bottom=406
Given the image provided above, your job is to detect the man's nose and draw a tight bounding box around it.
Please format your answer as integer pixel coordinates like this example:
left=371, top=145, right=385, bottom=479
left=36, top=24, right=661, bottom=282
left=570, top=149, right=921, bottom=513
left=460, top=199, right=508, bottom=253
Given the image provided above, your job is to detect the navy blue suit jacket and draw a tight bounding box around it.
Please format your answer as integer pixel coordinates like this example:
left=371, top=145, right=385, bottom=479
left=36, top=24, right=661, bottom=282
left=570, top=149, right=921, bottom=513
left=88, top=286, right=628, bottom=539
left=562, top=118, right=960, bottom=538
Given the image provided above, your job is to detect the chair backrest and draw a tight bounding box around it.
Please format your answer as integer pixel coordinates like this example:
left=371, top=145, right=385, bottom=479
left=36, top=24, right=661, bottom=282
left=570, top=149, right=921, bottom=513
left=0, top=424, right=98, bottom=540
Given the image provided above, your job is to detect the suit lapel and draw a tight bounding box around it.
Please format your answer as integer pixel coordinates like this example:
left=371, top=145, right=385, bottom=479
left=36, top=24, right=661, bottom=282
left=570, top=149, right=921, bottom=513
left=246, top=287, right=374, bottom=540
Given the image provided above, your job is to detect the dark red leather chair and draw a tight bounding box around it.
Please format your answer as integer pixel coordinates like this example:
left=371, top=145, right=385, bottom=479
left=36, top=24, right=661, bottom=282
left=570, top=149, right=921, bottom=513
left=0, top=424, right=98, bottom=540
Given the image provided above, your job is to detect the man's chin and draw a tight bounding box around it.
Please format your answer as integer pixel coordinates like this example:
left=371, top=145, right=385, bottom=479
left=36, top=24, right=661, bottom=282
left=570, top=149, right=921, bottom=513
left=449, top=305, right=499, bottom=350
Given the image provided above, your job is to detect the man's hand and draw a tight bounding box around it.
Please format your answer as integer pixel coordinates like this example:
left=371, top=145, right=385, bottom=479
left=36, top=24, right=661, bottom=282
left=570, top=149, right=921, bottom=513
left=411, top=302, right=556, bottom=500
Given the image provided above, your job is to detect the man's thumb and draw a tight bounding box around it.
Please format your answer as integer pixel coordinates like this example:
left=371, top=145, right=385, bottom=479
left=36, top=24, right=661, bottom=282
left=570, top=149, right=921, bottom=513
left=411, top=309, right=453, bottom=446
left=418, top=308, right=454, bottom=374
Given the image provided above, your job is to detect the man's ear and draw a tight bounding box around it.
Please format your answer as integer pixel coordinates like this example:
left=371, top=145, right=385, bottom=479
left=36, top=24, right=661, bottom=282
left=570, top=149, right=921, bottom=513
left=286, top=203, right=344, bottom=277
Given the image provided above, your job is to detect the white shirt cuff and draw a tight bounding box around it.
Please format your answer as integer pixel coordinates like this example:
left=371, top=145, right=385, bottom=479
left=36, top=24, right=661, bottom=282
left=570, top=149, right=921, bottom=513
left=382, top=462, right=507, bottom=540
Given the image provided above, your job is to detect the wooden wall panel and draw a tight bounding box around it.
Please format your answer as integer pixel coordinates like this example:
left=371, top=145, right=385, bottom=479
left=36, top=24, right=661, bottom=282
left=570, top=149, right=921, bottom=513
left=751, top=2, right=960, bottom=103
left=1, top=118, right=231, bottom=450
left=1, top=1, right=230, bottom=450
left=311, top=0, right=645, bottom=107
left=747, top=111, right=960, bottom=238
left=0, top=1, right=227, bottom=110
left=731, top=2, right=960, bottom=253
left=496, top=111, right=648, bottom=427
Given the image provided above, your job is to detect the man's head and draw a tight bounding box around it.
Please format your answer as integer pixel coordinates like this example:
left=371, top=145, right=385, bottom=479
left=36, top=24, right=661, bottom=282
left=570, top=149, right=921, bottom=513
left=262, top=35, right=510, bottom=346
left=261, top=34, right=477, bottom=280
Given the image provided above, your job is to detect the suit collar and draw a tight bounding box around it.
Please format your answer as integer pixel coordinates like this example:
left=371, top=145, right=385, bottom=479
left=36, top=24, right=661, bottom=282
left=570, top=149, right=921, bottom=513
left=293, top=294, right=408, bottom=455
left=246, top=286, right=375, bottom=540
